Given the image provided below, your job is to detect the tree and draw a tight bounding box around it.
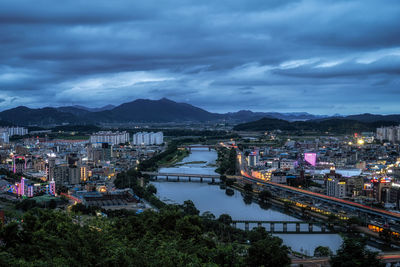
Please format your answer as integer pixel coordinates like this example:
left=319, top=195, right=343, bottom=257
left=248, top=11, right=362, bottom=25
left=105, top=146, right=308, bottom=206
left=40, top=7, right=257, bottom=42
left=244, top=183, right=252, bottom=193
left=182, top=200, right=199, bottom=216
left=259, top=190, right=272, bottom=203
left=220, top=175, right=227, bottom=183
left=314, top=246, right=331, bottom=257
left=226, top=178, right=235, bottom=187
left=218, top=214, right=232, bottom=225
left=246, top=235, right=291, bottom=267
left=201, top=211, right=216, bottom=221
left=146, top=184, right=157, bottom=195
left=16, top=199, right=36, bottom=211
left=330, top=237, right=384, bottom=267
left=48, top=199, right=57, bottom=209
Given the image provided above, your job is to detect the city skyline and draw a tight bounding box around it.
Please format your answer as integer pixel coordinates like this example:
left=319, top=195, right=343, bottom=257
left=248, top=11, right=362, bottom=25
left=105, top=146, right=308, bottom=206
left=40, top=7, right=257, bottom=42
left=1, top=0, right=400, bottom=114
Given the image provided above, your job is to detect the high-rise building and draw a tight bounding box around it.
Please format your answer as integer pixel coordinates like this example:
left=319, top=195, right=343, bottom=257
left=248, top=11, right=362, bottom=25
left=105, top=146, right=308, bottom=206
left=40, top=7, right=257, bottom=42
left=90, top=131, right=130, bottom=145
left=47, top=157, right=56, bottom=181
left=247, top=151, right=259, bottom=167
left=377, top=126, right=400, bottom=143
left=325, top=168, right=346, bottom=198
left=13, top=156, right=26, bottom=174
left=132, top=132, right=163, bottom=145
left=7, top=127, right=28, bottom=136
left=0, top=131, right=9, bottom=143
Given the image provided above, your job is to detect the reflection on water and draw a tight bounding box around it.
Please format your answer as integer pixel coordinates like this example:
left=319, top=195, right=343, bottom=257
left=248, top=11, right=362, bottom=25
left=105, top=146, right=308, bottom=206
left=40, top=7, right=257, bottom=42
left=153, top=148, right=343, bottom=254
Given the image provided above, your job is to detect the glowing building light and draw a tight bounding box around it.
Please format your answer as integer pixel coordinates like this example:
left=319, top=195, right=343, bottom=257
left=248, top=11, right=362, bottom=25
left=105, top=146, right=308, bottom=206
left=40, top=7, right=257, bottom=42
left=27, top=186, right=34, bottom=197
left=49, top=179, right=56, bottom=196
left=19, top=177, right=25, bottom=196
left=304, top=153, right=317, bottom=166
left=357, top=139, right=365, bottom=145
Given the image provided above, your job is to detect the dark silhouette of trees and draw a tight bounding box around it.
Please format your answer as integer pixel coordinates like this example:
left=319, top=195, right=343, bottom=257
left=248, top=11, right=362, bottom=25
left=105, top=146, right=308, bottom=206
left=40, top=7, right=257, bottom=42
left=330, top=237, right=384, bottom=267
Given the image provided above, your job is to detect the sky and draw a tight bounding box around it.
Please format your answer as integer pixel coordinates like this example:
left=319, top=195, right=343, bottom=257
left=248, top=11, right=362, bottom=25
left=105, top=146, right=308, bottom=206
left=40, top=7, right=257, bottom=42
left=0, top=0, right=400, bottom=115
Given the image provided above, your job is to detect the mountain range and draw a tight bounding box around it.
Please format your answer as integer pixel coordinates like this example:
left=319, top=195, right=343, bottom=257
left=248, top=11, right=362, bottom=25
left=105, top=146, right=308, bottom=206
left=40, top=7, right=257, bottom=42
left=0, top=98, right=399, bottom=127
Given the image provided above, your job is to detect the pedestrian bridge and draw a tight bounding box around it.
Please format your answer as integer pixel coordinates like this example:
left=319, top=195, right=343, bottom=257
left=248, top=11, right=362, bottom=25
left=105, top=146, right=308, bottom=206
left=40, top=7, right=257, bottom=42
left=231, top=220, right=336, bottom=234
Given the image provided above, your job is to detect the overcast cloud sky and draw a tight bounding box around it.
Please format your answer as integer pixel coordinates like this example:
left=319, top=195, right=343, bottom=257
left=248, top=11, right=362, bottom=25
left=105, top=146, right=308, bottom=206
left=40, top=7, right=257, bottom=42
left=0, top=0, right=400, bottom=114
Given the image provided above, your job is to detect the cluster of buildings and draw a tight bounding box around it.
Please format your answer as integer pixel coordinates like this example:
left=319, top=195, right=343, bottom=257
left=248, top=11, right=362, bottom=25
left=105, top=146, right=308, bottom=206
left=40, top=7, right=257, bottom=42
left=90, top=131, right=164, bottom=146
left=132, top=132, right=164, bottom=145
left=0, top=127, right=29, bottom=144
left=242, top=132, right=400, bottom=209
left=0, top=130, right=164, bottom=210
left=90, top=131, right=130, bottom=145
left=377, top=126, right=400, bottom=143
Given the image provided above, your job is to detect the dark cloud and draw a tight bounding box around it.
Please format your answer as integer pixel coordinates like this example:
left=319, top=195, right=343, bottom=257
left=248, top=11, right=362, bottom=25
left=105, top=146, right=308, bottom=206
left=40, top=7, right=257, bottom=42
left=0, top=0, right=399, bottom=114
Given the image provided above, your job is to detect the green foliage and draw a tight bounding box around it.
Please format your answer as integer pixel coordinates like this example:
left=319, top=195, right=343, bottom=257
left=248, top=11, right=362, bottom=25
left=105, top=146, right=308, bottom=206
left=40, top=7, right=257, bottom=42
left=15, top=199, right=37, bottom=211
left=216, top=147, right=237, bottom=175
left=234, top=117, right=399, bottom=134
left=0, top=206, right=290, bottom=266
left=146, top=184, right=157, bottom=195
left=246, top=227, right=291, bottom=267
left=330, top=237, right=384, bottom=267
left=243, top=183, right=252, bottom=193
left=314, top=246, right=332, bottom=257
left=182, top=200, right=200, bottom=216
left=138, top=141, right=181, bottom=171
left=71, top=203, right=100, bottom=215
left=259, top=190, right=272, bottom=203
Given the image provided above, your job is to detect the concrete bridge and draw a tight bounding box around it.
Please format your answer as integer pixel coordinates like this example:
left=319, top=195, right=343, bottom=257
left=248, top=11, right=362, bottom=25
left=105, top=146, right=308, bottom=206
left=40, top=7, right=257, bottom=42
left=231, top=220, right=336, bottom=233
left=182, top=145, right=214, bottom=152
left=143, top=171, right=220, bottom=183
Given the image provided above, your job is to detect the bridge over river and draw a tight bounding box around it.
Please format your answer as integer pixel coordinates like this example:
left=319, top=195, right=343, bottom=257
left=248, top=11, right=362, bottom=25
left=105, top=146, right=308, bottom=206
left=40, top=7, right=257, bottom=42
left=143, top=171, right=221, bottom=182
left=232, top=220, right=336, bottom=234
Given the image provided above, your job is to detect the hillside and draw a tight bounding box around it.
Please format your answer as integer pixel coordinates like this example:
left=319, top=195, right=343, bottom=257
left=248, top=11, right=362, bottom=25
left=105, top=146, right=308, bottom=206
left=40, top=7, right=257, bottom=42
left=233, top=117, right=399, bottom=134
left=0, top=106, right=82, bottom=126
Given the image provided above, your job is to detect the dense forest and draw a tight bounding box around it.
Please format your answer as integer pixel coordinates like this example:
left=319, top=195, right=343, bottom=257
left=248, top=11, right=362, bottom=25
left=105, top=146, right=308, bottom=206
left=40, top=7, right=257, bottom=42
left=233, top=117, right=398, bottom=134
left=0, top=205, right=292, bottom=266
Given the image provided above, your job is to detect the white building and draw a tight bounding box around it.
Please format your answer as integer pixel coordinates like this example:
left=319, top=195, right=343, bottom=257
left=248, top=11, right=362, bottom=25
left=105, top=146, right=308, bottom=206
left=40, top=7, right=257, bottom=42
left=326, top=178, right=346, bottom=198
left=270, top=171, right=287, bottom=184
left=90, top=131, right=130, bottom=145
left=8, top=127, right=28, bottom=136
left=0, top=127, right=28, bottom=137
left=132, top=132, right=163, bottom=145
left=377, top=126, right=400, bottom=143
left=247, top=151, right=259, bottom=167
left=280, top=159, right=296, bottom=170
left=0, top=130, right=9, bottom=143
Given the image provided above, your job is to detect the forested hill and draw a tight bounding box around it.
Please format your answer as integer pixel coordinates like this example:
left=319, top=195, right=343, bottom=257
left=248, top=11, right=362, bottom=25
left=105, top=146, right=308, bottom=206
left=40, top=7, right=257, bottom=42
left=233, top=117, right=398, bottom=134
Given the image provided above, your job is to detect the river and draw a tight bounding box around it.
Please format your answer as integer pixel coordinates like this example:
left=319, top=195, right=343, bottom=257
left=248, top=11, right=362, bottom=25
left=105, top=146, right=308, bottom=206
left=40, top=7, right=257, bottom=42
left=152, top=147, right=343, bottom=255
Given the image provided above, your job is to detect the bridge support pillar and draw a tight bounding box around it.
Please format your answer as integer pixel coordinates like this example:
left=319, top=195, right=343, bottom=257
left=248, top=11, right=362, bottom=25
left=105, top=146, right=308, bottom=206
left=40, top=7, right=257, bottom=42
left=270, top=223, right=274, bottom=233
left=212, top=178, right=215, bottom=183
left=245, top=222, right=249, bottom=231
left=283, top=222, right=287, bottom=233
left=188, top=177, right=191, bottom=182
left=166, top=176, right=168, bottom=181
left=321, top=224, right=326, bottom=233
left=308, top=223, right=313, bottom=233
left=200, top=177, right=203, bottom=183
left=296, top=223, right=300, bottom=232
left=232, top=222, right=236, bottom=228
left=177, top=176, right=180, bottom=182
left=257, top=222, right=262, bottom=228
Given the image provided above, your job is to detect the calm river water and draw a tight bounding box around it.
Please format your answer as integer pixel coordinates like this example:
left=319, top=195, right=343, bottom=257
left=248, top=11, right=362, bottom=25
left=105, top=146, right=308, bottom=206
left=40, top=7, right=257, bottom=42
left=152, top=148, right=343, bottom=255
